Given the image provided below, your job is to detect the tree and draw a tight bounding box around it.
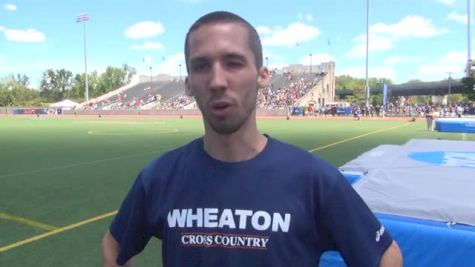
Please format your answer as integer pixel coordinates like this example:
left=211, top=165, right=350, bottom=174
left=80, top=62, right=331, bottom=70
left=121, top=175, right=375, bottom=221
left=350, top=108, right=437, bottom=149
left=95, top=64, right=136, bottom=97
left=0, top=75, right=41, bottom=107
left=335, top=75, right=366, bottom=104
left=0, top=88, right=15, bottom=107
left=12, top=74, right=30, bottom=87
left=461, top=76, right=475, bottom=101
left=39, top=69, right=73, bottom=102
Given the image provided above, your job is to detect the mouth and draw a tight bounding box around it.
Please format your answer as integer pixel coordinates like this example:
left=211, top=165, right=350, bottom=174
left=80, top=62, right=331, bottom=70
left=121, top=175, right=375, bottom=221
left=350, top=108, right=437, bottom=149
left=210, top=101, right=232, bottom=118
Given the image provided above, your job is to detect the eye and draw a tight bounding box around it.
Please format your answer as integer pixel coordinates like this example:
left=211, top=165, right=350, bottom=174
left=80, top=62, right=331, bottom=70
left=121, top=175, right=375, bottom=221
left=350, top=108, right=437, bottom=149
left=191, top=61, right=210, bottom=73
left=227, top=60, right=244, bottom=69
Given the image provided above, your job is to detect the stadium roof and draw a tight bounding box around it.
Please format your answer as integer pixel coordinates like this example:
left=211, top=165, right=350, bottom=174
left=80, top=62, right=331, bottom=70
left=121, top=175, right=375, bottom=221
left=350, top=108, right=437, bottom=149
left=337, top=79, right=466, bottom=98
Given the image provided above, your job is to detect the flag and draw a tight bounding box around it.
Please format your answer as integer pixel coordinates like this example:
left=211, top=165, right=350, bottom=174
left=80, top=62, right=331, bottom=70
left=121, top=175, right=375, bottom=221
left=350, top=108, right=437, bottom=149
left=76, top=13, right=90, bottom=23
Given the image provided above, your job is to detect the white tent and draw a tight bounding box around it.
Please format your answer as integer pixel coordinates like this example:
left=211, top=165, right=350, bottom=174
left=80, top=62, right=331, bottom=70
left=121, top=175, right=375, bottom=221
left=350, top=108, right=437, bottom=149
left=49, top=99, right=79, bottom=110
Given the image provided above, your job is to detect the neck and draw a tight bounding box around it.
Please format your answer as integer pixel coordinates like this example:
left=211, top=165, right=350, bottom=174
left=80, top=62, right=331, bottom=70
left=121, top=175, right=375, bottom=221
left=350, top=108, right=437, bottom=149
left=203, top=123, right=267, bottom=162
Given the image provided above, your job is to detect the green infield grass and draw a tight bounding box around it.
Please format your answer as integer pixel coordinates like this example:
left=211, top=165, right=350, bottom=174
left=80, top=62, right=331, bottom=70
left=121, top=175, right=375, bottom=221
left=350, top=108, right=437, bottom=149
left=0, top=115, right=473, bottom=266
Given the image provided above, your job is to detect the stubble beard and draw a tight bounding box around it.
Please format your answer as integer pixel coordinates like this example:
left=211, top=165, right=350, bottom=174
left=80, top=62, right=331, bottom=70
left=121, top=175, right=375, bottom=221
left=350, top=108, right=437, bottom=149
left=197, top=92, right=257, bottom=135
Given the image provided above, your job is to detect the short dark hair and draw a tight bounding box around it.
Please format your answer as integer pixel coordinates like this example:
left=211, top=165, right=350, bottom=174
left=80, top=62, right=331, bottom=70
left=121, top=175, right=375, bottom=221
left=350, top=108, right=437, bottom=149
left=184, top=11, right=263, bottom=73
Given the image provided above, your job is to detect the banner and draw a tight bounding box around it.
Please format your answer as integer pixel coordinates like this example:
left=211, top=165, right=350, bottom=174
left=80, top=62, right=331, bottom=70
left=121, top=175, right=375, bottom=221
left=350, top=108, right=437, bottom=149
left=383, top=83, right=388, bottom=110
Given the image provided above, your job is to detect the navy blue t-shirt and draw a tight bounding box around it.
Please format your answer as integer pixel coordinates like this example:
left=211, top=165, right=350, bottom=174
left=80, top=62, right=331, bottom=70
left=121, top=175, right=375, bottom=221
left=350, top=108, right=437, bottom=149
left=110, top=136, right=392, bottom=266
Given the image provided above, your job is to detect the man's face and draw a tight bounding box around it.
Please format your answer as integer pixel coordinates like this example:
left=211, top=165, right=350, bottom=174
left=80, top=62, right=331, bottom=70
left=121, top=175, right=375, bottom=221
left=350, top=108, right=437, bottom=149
left=185, top=22, right=269, bottom=134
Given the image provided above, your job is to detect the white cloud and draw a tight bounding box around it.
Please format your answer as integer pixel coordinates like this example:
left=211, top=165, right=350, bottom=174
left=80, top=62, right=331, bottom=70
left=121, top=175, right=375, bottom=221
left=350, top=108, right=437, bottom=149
left=297, top=13, right=313, bottom=22
left=347, top=15, right=447, bottom=58
left=124, top=21, right=165, bottom=39
left=131, top=42, right=165, bottom=51
left=436, top=0, right=455, bottom=5
left=339, top=66, right=396, bottom=81
left=417, top=51, right=466, bottom=80
left=384, top=56, right=422, bottom=65
left=0, top=25, right=5, bottom=32
left=446, top=11, right=467, bottom=24
left=155, top=53, right=185, bottom=76
left=256, top=26, right=271, bottom=34
left=4, top=28, right=46, bottom=42
left=4, top=3, right=17, bottom=11
left=299, top=53, right=334, bottom=65
left=259, top=22, right=321, bottom=47
left=347, top=34, right=393, bottom=58
left=142, top=55, right=153, bottom=64
left=372, top=16, right=447, bottom=38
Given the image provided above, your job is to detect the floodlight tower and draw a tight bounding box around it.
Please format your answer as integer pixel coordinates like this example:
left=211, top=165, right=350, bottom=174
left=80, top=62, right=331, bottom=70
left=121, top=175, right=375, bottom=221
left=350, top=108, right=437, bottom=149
left=76, top=13, right=90, bottom=101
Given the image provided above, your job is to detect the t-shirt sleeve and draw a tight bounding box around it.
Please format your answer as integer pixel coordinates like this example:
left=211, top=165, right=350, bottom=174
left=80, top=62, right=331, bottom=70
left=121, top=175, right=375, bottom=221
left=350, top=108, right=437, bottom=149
left=109, top=172, right=153, bottom=265
left=321, top=171, right=393, bottom=267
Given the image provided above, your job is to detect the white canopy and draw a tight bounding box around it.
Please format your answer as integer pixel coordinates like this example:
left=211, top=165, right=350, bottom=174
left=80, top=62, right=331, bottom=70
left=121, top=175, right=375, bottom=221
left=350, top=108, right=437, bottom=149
left=49, top=99, right=79, bottom=109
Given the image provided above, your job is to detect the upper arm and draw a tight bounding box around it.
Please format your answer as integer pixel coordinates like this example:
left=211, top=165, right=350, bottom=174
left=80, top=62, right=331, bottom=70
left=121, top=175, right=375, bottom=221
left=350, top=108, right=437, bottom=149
left=102, top=230, right=132, bottom=267
left=379, top=241, right=403, bottom=267
left=319, top=170, right=394, bottom=266
left=108, top=175, right=153, bottom=265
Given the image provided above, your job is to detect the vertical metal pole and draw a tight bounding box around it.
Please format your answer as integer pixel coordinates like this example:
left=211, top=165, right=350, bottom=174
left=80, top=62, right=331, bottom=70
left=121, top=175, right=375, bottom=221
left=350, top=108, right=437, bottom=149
left=448, top=72, right=452, bottom=105
left=149, top=66, right=152, bottom=88
left=468, top=0, right=472, bottom=77
left=365, top=0, right=370, bottom=108
left=309, top=53, right=312, bottom=73
left=83, top=22, right=89, bottom=101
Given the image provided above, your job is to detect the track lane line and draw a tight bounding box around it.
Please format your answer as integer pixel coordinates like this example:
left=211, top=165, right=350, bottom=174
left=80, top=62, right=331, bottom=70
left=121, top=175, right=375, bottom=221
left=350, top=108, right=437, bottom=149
left=309, top=123, right=410, bottom=152
left=0, top=211, right=117, bottom=253
left=0, top=212, right=58, bottom=231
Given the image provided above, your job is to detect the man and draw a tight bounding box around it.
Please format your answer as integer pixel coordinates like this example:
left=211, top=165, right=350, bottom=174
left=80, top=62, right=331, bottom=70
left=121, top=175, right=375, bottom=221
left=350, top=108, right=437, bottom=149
left=102, top=11, right=402, bottom=267
left=425, top=106, right=434, bottom=131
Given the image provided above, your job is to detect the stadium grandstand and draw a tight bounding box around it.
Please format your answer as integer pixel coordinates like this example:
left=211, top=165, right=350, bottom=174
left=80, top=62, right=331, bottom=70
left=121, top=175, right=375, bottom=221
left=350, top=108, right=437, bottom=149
left=73, top=62, right=336, bottom=116
left=35, top=60, right=473, bottom=118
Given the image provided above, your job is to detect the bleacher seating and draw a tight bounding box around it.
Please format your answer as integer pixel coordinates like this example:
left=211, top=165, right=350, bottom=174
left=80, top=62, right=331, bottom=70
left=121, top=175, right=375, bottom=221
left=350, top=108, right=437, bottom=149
left=85, top=72, right=323, bottom=111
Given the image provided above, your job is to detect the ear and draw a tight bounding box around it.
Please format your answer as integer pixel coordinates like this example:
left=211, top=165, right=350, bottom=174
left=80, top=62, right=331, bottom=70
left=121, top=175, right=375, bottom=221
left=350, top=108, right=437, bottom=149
left=257, top=67, right=270, bottom=89
left=185, top=76, right=193, bottom=96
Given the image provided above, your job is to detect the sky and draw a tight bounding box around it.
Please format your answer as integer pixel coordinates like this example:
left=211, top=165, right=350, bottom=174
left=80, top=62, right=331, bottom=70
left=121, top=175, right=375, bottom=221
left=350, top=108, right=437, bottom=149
left=0, top=0, right=472, bottom=89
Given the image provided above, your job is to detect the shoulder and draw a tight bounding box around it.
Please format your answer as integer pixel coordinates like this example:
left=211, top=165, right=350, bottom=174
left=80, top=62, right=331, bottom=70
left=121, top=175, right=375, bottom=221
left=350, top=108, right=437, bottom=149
left=139, top=137, right=202, bottom=186
left=267, top=137, right=343, bottom=182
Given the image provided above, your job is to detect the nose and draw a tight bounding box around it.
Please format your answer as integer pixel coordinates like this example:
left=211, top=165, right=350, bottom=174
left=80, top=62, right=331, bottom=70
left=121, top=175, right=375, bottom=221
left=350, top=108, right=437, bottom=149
left=209, top=62, right=227, bottom=91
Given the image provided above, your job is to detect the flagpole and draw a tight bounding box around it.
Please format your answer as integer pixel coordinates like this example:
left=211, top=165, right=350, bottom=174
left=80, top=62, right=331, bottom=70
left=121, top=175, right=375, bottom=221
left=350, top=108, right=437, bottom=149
left=76, top=13, right=90, bottom=101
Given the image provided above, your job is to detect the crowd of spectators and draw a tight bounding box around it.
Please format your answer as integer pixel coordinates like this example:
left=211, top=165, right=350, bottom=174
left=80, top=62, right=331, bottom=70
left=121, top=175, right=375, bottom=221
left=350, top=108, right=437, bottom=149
left=293, top=102, right=475, bottom=118
left=77, top=73, right=475, bottom=119
left=156, top=95, right=194, bottom=109
left=257, top=73, right=319, bottom=109
left=79, top=88, right=161, bottom=110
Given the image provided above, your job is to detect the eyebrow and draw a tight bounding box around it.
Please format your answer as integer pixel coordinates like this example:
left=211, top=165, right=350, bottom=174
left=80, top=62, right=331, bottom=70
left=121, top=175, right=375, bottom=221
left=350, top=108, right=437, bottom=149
left=223, top=53, right=247, bottom=62
left=190, top=52, right=248, bottom=64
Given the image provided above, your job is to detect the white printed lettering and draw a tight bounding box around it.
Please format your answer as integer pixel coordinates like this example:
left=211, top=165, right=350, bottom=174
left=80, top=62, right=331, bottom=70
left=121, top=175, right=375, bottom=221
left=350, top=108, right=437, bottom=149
left=251, top=211, right=271, bottom=231
left=218, top=209, right=236, bottom=229
left=204, top=208, right=218, bottom=227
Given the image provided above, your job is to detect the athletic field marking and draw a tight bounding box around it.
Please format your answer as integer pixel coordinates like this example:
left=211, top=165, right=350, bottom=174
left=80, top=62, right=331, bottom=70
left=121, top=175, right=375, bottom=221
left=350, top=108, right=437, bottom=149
left=0, top=210, right=117, bottom=253
left=0, top=212, right=58, bottom=231
left=87, top=128, right=179, bottom=136
left=0, top=150, right=159, bottom=179
left=309, top=123, right=410, bottom=152
left=79, top=120, right=167, bottom=125
left=0, top=122, right=411, bottom=253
